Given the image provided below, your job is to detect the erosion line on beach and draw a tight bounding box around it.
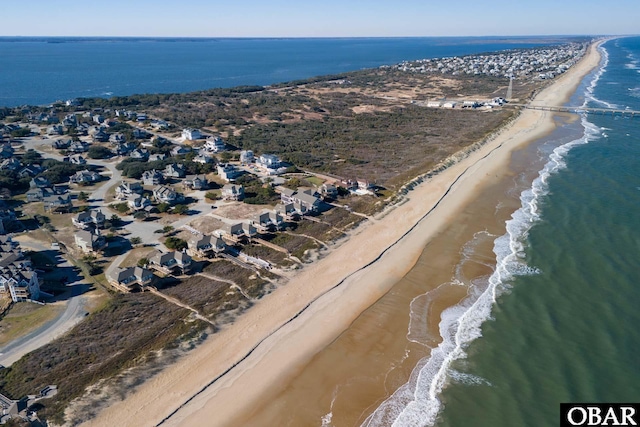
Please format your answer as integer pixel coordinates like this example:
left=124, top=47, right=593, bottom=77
left=154, top=115, right=526, bottom=426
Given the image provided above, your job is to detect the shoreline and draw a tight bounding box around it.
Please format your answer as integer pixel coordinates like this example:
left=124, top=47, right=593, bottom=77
left=81, top=41, right=603, bottom=427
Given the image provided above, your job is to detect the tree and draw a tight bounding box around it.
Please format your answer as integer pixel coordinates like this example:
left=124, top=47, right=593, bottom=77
left=157, top=203, right=170, bottom=213
left=164, top=237, right=187, bottom=251
left=87, top=145, right=113, bottom=159
left=137, top=258, right=149, bottom=268
left=22, top=149, right=43, bottom=165
left=78, top=191, right=89, bottom=202
left=129, top=237, right=142, bottom=246
left=172, top=204, right=188, bottom=215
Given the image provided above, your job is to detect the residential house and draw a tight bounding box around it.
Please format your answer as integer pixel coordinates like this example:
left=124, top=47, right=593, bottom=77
left=149, top=251, right=192, bottom=274
left=221, top=184, right=244, bottom=201
left=0, top=158, right=20, bottom=172
left=221, top=222, right=256, bottom=241
left=148, top=153, right=167, bottom=162
left=275, top=202, right=297, bottom=219
left=293, top=190, right=321, bottom=214
left=183, top=174, right=208, bottom=190
left=217, top=163, right=241, bottom=182
left=257, top=153, right=281, bottom=169
left=72, top=209, right=105, bottom=229
left=114, top=142, right=136, bottom=156
left=142, top=169, right=164, bottom=186
left=62, top=114, right=77, bottom=127
left=43, top=193, right=72, bottom=212
left=74, top=229, right=107, bottom=253
left=69, top=140, right=90, bottom=152
left=92, top=114, right=105, bottom=124
left=64, top=154, right=87, bottom=165
left=204, top=137, right=225, bottom=153
left=18, top=164, right=42, bottom=178
left=193, top=153, right=213, bottom=164
left=69, top=169, right=101, bottom=184
left=107, top=266, right=154, bottom=291
left=115, top=181, right=143, bottom=199
left=171, top=145, right=191, bottom=157
left=163, top=163, right=186, bottom=178
left=187, top=234, right=226, bottom=258
left=319, top=183, right=338, bottom=199
left=251, top=211, right=284, bottom=232
left=91, top=128, right=109, bottom=143
left=109, top=133, right=126, bottom=144
left=26, top=187, right=56, bottom=202
left=0, top=144, right=15, bottom=159
left=47, top=124, right=64, bottom=136
left=0, top=262, right=41, bottom=302
left=132, top=128, right=150, bottom=139
left=181, top=128, right=202, bottom=140
left=53, top=139, right=71, bottom=150
left=126, top=194, right=151, bottom=211
left=130, top=148, right=149, bottom=161
left=153, top=185, right=180, bottom=204
left=240, top=150, right=254, bottom=164
left=30, top=176, right=51, bottom=189
left=136, top=113, right=147, bottom=122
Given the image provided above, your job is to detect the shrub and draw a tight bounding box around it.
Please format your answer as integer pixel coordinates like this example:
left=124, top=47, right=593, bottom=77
left=164, top=237, right=187, bottom=251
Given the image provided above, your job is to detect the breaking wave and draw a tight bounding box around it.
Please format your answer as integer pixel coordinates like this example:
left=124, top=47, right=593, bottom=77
left=361, top=43, right=606, bottom=427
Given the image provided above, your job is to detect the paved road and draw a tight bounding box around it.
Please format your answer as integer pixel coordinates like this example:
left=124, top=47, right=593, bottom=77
left=0, top=239, right=90, bottom=367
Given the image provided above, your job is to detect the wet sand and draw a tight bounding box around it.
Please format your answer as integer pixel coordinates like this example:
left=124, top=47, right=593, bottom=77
left=83, top=42, right=602, bottom=427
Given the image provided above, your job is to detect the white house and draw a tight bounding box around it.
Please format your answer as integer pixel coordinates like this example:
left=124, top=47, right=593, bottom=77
left=181, top=128, right=202, bottom=141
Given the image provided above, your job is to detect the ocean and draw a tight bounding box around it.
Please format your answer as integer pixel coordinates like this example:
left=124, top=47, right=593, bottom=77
left=232, top=38, right=640, bottom=427
left=431, top=36, right=640, bottom=427
left=0, top=36, right=564, bottom=107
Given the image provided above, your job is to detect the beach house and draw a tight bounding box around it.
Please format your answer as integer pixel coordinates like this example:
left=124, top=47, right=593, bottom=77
left=181, top=128, right=202, bottom=141
left=74, top=229, right=107, bottom=253
left=188, top=234, right=227, bottom=258
left=142, top=169, right=164, bottom=186
left=149, top=251, right=192, bottom=274
left=72, top=209, right=106, bottom=229
left=221, top=184, right=244, bottom=201
left=107, top=266, right=154, bottom=292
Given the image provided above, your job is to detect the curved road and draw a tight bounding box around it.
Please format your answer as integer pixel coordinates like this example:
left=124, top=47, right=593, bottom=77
left=0, top=239, right=89, bottom=367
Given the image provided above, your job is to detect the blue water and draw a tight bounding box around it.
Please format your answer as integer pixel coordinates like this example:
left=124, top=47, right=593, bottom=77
left=425, top=37, right=640, bottom=427
left=0, top=36, right=565, bottom=107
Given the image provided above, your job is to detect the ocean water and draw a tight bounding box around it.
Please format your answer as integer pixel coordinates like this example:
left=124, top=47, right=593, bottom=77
left=383, top=37, right=640, bottom=427
left=0, top=36, right=564, bottom=107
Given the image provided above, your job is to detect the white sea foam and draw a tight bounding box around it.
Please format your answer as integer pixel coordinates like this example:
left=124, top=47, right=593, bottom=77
left=361, top=44, right=606, bottom=427
left=586, top=46, right=619, bottom=109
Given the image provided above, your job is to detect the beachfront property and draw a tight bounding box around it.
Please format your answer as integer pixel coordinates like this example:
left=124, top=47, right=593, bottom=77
left=220, top=222, right=257, bottom=242
left=74, top=229, right=107, bottom=253
left=72, top=209, right=106, bottom=229
left=251, top=211, right=284, bottom=232
left=275, top=202, right=297, bottom=219
left=181, top=128, right=203, bottom=141
left=149, top=250, right=192, bottom=274
left=193, top=153, right=213, bottom=164
left=217, top=163, right=242, bottom=182
left=187, top=234, right=227, bottom=258
left=107, top=266, right=155, bottom=292
left=221, top=184, right=244, bottom=201
left=280, top=188, right=321, bottom=215
left=318, top=183, right=338, bottom=199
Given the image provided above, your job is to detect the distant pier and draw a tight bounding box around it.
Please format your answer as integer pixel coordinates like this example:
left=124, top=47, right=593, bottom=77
left=508, top=103, right=639, bottom=118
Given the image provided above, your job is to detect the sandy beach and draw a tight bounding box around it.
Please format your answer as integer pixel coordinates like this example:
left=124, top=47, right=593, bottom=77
left=82, top=41, right=603, bottom=427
